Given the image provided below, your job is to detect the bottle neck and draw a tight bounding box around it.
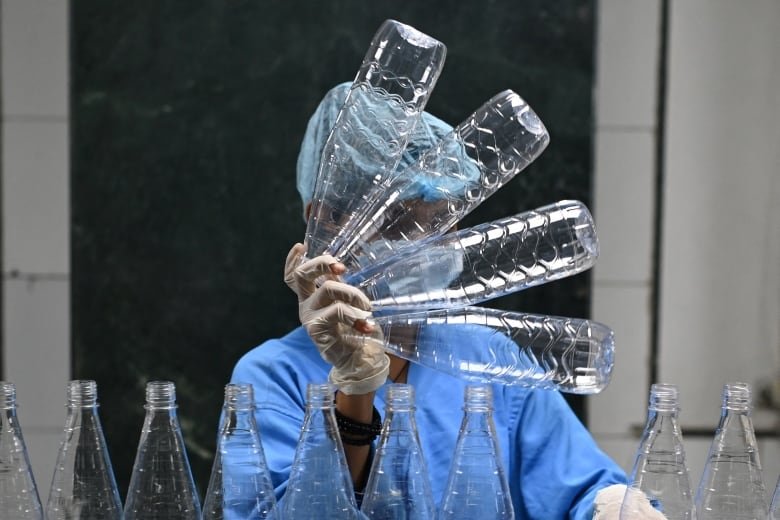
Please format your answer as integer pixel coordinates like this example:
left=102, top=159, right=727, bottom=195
left=461, top=409, right=494, bottom=434
left=0, top=383, right=19, bottom=432
left=0, top=405, right=19, bottom=433
left=220, top=383, right=257, bottom=432
left=383, top=383, right=415, bottom=430
left=722, top=382, right=752, bottom=413
left=1, top=381, right=16, bottom=409
left=67, top=380, right=98, bottom=407
left=462, top=385, right=494, bottom=432
left=221, top=405, right=257, bottom=433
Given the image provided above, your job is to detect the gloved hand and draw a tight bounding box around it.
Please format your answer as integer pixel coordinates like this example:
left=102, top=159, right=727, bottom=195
left=284, top=243, right=390, bottom=395
left=592, top=484, right=669, bottom=520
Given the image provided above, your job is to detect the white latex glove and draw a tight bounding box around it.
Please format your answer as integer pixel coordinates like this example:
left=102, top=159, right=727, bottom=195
left=284, top=243, right=390, bottom=395
left=593, top=484, right=669, bottom=520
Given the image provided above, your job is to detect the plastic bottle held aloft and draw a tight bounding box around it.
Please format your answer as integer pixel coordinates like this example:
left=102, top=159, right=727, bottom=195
left=353, top=200, right=598, bottom=312
left=0, top=382, right=43, bottom=520
left=694, top=382, right=768, bottom=519
left=770, top=475, right=780, bottom=519
left=619, top=384, right=696, bottom=520
left=203, top=383, right=277, bottom=520
left=347, top=306, right=613, bottom=394
left=123, top=381, right=202, bottom=519
left=439, top=385, right=514, bottom=519
left=304, top=19, right=447, bottom=259
left=45, top=380, right=122, bottom=519
left=338, top=89, right=550, bottom=275
left=360, top=384, right=435, bottom=519
left=279, top=383, right=367, bottom=519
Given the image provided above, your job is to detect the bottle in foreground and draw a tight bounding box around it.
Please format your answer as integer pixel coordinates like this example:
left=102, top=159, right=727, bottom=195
left=203, top=383, right=277, bottom=519
left=694, top=382, right=767, bottom=519
left=123, top=381, right=201, bottom=519
left=45, top=380, right=122, bottom=519
left=360, top=384, right=435, bottom=519
left=353, top=200, right=598, bottom=312
left=439, top=385, right=514, bottom=519
left=337, top=89, right=550, bottom=274
left=304, top=19, right=447, bottom=259
left=0, top=381, right=43, bottom=520
left=770, top=475, right=780, bottom=519
left=279, top=383, right=367, bottom=519
left=620, top=383, right=696, bottom=520
left=346, top=306, right=614, bottom=394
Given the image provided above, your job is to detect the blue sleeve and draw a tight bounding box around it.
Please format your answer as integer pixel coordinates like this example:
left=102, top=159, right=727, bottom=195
left=512, top=389, right=627, bottom=519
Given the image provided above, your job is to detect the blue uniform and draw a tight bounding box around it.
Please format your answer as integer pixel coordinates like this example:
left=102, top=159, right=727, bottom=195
left=231, top=326, right=626, bottom=519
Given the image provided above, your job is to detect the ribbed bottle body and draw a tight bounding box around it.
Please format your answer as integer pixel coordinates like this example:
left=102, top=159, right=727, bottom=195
left=123, top=381, right=201, bottom=519
left=694, top=383, right=767, bottom=519
left=0, top=382, right=43, bottom=520
left=203, top=383, right=277, bottom=519
left=356, top=200, right=597, bottom=313
left=621, top=383, right=695, bottom=520
left=45, top=380, right=122, bottom=519
left=279, top=383, right=367, bottom=519
left=439, top=385, right=514, bottom=519
left=361, top=384, right=435, bottom=519
left=345, top=306, right=613, bottom=394
left=304, top=20, right=446, bottom=259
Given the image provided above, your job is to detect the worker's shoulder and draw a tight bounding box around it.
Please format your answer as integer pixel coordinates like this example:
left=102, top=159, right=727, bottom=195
left=233, top=327, right=322, bottom=375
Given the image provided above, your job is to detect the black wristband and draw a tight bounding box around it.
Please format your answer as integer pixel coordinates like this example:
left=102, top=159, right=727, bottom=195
left=334, top=406, right=382, bottom=445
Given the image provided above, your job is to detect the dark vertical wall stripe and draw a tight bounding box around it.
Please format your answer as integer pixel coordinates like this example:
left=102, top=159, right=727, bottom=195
left=650, top=0, right=671, bottom=388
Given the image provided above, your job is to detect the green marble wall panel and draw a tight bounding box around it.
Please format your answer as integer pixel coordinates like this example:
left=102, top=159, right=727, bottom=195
left=72, top=0, right=596, bottom=498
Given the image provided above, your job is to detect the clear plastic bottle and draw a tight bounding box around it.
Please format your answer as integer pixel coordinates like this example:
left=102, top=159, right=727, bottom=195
left=123, top=381, right=202, bottom=519
left=203, top=383, right=277, bottom=519
left=439, top=385, right=514, bottom=519
left=0, top=381, right=43, bottom=519
left=360, top=384, right=435, bottom=519
left=305, top=19, right=447, bottom=259
left=45, top=380, right=122, bottom=519
left=338, top=89, right=550, bottom=275
left=279, top=383, right=367, bottom=519
left=353, top=200, right=598, bottom=312
left=620, top=383, right=696, bottom=520
left=770, top=475, right=780, bottom=520
left=345, top=305, right=613, bottom=394
left=694, top=382, right=768, bottom=519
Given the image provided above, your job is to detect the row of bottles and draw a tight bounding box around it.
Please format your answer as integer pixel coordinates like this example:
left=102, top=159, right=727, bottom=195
left=621, top=381, right=780, bottom=520
left=283, top=382, right=513, bottom=519
left=0, top=378, right=515, bottom=519
left=5, top=377, right=780, bottom=518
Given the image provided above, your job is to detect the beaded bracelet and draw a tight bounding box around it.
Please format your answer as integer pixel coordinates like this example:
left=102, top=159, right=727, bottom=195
left=334, top=406, right=382, bottom=446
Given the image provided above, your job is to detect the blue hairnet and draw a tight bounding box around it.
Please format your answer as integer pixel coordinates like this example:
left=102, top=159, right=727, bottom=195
left=296, top=82, right=455, bottom=215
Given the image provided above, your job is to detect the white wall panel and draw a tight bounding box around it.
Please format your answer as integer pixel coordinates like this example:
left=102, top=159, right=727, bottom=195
left=661, top=0, right=780, bottom=428
left=2, top=121, right=70, bottom=274
left=1, top=0, right=69, bottom=118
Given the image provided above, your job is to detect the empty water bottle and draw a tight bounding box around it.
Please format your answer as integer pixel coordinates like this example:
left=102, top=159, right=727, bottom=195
left=352, top=200, right=598, bottom=312
left=620, top=384, right=696, bottom=520
left=0, top=381, right=43, bottom=520
left=439, top=385, right=514, bottom=519
left=279, top=383, right=367, bottom=519
left=770, top=475, right=780, bottom=519
left=123, top=381, right=201, bottom=519
left=360, top=384, right=435, bottom=519
left=694, top=382, right=768, bottom=519
left=203, top=383, right=277, bottom=520
left=345, top=306, right=613, bottom=394
left=338, top=89, right=550, bottom=274
left=45, top=380, right=122, bottom=519
left=305, top=19, right=447, bottom=259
